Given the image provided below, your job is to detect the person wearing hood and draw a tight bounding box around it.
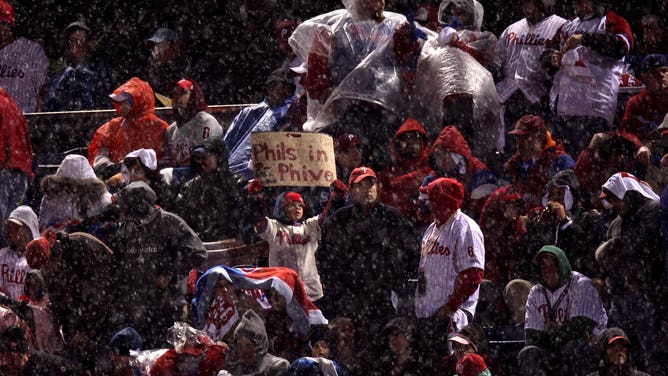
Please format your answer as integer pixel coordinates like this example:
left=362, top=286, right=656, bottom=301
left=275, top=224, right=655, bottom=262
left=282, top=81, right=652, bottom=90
left=496, top=0, right=566, bottom=142
left=419, top=125, right=498, bottom=223
left=549, top=0, right=634, bottom=156
left=596, top=172, right=667, bottom=374
left=24, top=230, right=115, bottom=371
left=371, top=316, right=428, bottom=376
left=109, top=181, right=207, bottom=349
left=165, top=78, right=223, bottom=167
left=176, top=137, right=248, bottom=242
left=0, top=206, right=39, bottom=300
left=414, top=177, right=485, bottom=366
left=224, top=310, right=289, bottom=376
left=224, top=67, right=297, bottom=179
left=378, top=118, right=433, bottom=224
left=87, top=77, right=169, bottom=180
left=586, top=328, right=650, bottom=376
left=518, top=245, right=607, bottom=376
left=0, top=87, right=32, bottom=248
left=436, top=0, right=498, bottom=68
left=514, top=170, right=601, bottom=280
left=504, top=114, right=575, bottom=209
left=38, top=154, right=115, bottom=238
left=115, top=148, right=176, bottom=211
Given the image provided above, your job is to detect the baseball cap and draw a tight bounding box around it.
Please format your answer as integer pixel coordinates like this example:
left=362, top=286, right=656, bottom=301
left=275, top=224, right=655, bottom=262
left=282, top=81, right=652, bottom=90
left=147, top=27, right=180, bottom=43
left=335, top=134, right=360, bottom=152
left=607, top=335, right=630, bottom=345
left=110, top=327, right=142, bottom=356
left=290, top=62, right=307, bottom=75
left=507, top=115, right=547, bottom=136
left=455, top=353, right=488, bottom=376
left=276, top=19, right=297, bottom=44
left=0, top=0, right=15, bottom=29
left=175, top=79, right=194, bottom=91
left=449, top=333, right=477, bottom=351
left=64, top=21, right=90, bottom=33
left=640, top=54, right=668, bottom=75
left=109, top=91, right=132, bottom=103
left=123, top=148, right=157, bottom=171
left=265, top=67, right=295, bottom=88
left=348, top=166, right=377, bottom=185
left=657, top=113, right=668, bottom=135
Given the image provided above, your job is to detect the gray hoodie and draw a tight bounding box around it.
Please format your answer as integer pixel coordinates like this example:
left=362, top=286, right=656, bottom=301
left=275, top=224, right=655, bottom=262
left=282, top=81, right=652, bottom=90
left=227, top=310, right=289, bottom=376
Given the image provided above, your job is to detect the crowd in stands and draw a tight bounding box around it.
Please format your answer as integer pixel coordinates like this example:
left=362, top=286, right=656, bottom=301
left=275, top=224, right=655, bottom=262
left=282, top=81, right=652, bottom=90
left=0, top=0, right=667, bottom=374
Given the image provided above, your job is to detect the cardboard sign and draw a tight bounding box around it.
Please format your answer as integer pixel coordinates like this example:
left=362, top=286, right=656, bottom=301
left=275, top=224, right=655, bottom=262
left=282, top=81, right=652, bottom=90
left=251, top=132, right=337, bottom=187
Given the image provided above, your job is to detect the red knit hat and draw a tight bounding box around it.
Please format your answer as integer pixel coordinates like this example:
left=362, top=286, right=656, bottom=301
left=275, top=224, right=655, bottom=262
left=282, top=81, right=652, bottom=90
left=456, top=353, right=488, bottom=376
left=25, top=230, right=57, bottom=269
left=284, top=192, right=305, bottom=208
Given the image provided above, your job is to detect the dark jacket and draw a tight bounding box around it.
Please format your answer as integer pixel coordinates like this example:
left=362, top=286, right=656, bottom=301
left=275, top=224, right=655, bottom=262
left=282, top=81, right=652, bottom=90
left=176, top=138, right=248, bottom=242
left=586, top=328, right=650, bottom=376
left=111, top=182, right=206, bottom=307
left=516, top=170, right=599, bottom=279
left=604, top=192, right=665, bottom=303
left=318, top=202, right=420, bottom=338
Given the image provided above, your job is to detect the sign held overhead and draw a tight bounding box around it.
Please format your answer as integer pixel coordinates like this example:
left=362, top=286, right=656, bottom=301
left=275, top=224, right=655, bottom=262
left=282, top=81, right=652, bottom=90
left=251, top=132, right=337, bottom=187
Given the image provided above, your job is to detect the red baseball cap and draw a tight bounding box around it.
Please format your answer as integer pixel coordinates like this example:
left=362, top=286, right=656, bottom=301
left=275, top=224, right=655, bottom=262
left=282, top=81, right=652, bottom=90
left=607, top=335, right=630, bottom=345
left=348, top=166, right=377, bottom=185
left=507, top=115, right=547, bottom=136
left=335, top=134, right=360, bottom=152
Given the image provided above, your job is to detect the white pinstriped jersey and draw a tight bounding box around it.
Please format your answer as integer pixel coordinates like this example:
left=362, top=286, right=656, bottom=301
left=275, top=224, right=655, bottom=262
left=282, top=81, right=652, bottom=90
left=0, top=37, right=48, bottom=113
left=551, top=14, right=630, bottom=124
left=525, top=271, right=608, bottom=335
left=0, top=247, right=32, bottom=300
left=497, top=15, right=566, bottom=104
left=415, top=210, right=485, bottom=319
left=259, top=216, right=323, bottom=301
left=166, top=111, right=223, bottom=166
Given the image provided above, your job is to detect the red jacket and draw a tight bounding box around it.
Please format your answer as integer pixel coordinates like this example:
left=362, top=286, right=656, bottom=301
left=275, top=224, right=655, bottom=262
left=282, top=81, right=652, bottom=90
left=620, top=89, right=668, bottom=141
left=428, top=125, right=495, bottom=218
left=0, top=88, right=33, bottom=177
left=88, top=77, right=168, bottom=165
left=378, top=118, right=431, bottom=220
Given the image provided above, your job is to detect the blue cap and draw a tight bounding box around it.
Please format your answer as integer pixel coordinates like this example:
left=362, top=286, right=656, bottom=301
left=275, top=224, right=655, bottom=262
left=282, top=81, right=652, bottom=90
left=640, top=54, right=668, bottom=75
left=147, top=27, right=180, bottom=43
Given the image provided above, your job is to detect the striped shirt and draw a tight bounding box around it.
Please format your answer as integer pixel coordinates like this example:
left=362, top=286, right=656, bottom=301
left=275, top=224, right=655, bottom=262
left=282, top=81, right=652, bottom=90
left=0, top=37, right=48, bottom=113
left=525, top=271, right=608, bottom=335
left=0, top=247, right=32, bottom=300
left=497, top=15, right=566, bottom=104
left=415, top=210, right=485, bottom=319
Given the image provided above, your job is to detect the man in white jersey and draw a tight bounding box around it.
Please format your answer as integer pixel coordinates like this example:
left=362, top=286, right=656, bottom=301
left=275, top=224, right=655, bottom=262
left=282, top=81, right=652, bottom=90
left=496, top=0, right=566, bottom=145
left=549, top=0, right=634, bottom=156
left=414, top=177, right=484, bottom=365
left=0, top=1, right=47, bottom=113
left=165, top=78, right=222, bottom=168
left=518, top=245, right=607, bottom=376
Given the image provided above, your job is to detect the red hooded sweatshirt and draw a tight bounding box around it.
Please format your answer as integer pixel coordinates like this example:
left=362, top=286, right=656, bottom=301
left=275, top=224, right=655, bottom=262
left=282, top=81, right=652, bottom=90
left=88, top=77, right=169, bottom=165
left=0, top=88, right=33, bottom=177
left=428, top=125, right=494, bottom=218
left=378, top=118, right=431, bottom=221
